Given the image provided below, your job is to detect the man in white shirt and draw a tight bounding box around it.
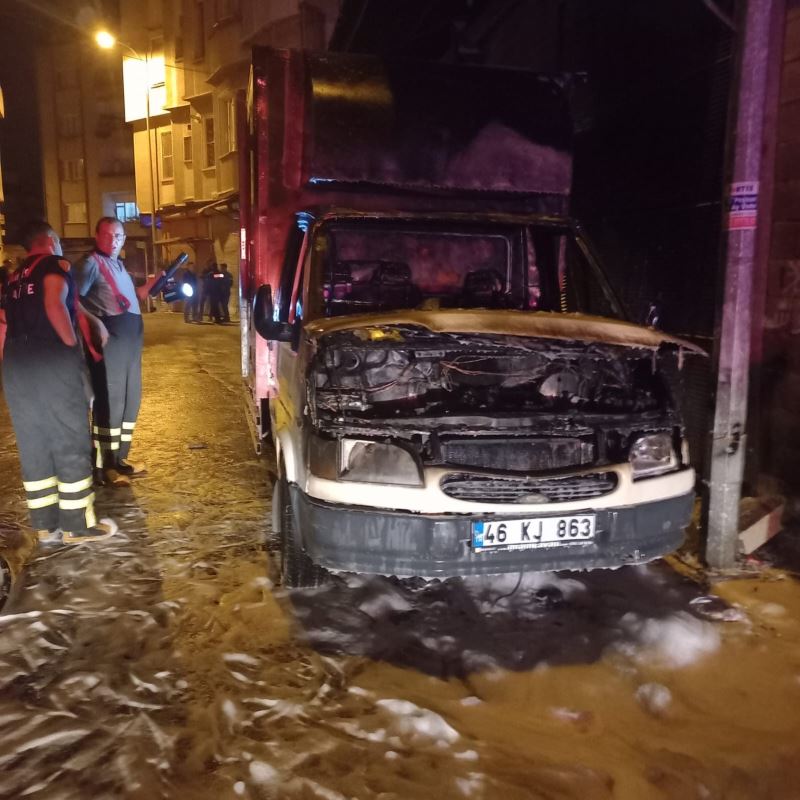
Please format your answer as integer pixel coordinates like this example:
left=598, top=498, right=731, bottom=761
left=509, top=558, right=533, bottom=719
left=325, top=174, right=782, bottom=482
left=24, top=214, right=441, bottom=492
left=74, top=217, right=160, bottom=487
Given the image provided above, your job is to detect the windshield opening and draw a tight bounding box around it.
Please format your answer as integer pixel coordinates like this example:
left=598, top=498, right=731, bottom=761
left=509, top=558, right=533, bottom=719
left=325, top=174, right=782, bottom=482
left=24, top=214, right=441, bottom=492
left=306, top=219, right=622, bottom=321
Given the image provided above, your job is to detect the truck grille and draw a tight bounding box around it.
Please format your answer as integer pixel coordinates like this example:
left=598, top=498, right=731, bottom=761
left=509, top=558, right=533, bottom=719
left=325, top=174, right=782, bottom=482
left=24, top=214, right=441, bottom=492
left=439, top=436, right=595, bottom=472
left=440, top=472, right=618, bottom=504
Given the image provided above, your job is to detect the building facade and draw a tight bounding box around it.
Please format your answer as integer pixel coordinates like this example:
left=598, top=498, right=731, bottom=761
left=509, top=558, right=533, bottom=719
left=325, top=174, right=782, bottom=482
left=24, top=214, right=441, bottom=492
left=35, top=38, right=147, bottom=277
left=117, top=0, right=341, bottom=320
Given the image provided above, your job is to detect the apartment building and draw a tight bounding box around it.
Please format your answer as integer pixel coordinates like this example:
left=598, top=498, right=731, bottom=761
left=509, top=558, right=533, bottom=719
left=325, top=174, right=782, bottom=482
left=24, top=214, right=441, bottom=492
left=35, top=40, right=147, bottom=278
left=118, top=0, right=341, bottom=320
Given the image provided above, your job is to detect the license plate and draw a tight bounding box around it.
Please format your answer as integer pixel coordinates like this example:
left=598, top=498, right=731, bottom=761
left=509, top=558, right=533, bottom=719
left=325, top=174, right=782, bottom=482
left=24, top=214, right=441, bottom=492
left=472, top=515, right=596, bottom=551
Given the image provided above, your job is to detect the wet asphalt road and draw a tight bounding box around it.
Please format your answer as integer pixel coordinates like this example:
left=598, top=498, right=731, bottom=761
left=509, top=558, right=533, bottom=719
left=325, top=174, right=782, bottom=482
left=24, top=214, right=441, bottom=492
left=1, top=313, right=799, bottom=800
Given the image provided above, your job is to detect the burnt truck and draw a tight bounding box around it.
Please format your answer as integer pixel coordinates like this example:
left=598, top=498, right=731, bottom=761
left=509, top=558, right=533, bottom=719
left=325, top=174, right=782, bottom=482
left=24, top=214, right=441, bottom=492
left=238, top=48, right=702, bottom=587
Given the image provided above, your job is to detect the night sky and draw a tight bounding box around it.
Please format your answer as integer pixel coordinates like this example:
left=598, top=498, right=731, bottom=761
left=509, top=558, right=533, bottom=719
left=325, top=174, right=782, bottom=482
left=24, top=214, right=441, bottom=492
left=0, top=4, right=43, bottom=242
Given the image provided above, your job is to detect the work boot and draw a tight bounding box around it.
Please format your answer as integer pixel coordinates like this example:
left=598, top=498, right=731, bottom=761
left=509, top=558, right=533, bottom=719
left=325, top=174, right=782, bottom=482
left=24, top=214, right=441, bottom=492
left=115, top=459, right=146, bottom=477
left=36, top=528, right=62, bottom=546
left=103, top=468, right=131, bottom=488
left=62, top=518, right=118, bottom=545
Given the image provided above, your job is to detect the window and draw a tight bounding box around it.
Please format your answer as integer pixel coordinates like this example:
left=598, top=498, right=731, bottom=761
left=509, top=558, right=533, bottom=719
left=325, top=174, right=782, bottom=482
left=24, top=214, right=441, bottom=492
left=183, top=125, right=193, bottom=162
left=160, top=130, right=174, bottom=181
left=213, top=0, right=238, bottom=23
left=58, top=114, right=82, bottom=137
left=64, top=202, right=87, bottom=224
left=175, top=14, right=184, bottom=60
left=95, top=113, right=117, bottom=139
left=115, top=202, right=139, bottom=222
left=56, top=69, right=78, bottom=89
left=60, top=158, right=85, bottom=182
left=194, top=1, right=205, bottom=59
left=100, top=156, right=135, bottom=176
left=218, top=98, right=236, bottom=155
left=203, top=115, right=215, bottom=168
left=94, top=68, right=114, bottom=98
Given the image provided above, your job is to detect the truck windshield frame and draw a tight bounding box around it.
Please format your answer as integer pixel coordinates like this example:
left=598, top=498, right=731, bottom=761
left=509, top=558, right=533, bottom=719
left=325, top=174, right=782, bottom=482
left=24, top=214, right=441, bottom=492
left=300, top=216, right=626, bottom=323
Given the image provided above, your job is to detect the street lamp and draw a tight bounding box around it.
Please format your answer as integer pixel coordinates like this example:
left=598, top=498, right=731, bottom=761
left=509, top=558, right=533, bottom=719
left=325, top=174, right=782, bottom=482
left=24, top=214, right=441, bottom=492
left=95, top=30, right=159, bottom=299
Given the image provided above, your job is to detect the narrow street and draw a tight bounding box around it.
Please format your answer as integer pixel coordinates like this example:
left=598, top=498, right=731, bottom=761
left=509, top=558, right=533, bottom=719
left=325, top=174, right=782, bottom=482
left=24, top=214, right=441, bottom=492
left=0, top=314, right=799, bottom=800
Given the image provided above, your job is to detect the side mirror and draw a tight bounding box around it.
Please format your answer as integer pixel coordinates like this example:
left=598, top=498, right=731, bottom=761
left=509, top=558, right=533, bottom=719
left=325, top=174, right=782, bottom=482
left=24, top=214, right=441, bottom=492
left=253, top=284, right=293, bottom=342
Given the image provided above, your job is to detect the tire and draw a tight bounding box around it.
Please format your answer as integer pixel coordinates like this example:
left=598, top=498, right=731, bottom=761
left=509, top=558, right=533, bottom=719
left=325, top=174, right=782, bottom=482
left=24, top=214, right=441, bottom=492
left=277, top=475, right=328, bottom=589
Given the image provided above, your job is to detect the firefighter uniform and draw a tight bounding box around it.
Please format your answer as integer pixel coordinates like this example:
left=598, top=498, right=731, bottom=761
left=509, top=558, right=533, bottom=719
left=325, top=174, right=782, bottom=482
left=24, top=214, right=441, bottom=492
left=1, top=255, right=96, bottom=532
left=73, top=249, right=143, bottom=476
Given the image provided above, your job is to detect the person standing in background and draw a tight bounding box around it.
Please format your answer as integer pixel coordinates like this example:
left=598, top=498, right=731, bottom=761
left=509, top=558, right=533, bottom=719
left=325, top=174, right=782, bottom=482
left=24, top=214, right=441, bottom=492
left=217, top=263, right=233, bottom=323
left=201, top=259, right=217, bottom=322
left=208, top=266, right=226, bottom=324
left=0, top=258, right=11, bottom=356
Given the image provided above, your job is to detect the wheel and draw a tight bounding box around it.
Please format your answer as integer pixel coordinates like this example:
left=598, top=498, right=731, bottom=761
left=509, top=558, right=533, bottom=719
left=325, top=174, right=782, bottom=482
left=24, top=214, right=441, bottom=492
left=276, top=475, right=328, bottom=589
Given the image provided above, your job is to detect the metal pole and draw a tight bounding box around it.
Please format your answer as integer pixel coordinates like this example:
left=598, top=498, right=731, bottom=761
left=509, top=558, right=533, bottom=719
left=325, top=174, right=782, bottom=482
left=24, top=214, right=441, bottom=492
left=118, top=41, right=158, bottom=309
left=144, top=47, right=158, bottom=311
left=706, top=0, right=779, bottom=568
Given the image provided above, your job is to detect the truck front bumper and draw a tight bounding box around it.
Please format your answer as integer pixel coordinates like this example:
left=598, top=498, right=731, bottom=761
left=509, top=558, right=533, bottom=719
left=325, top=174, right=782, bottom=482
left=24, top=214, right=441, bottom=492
left=290, top=487, right=693, bottom=577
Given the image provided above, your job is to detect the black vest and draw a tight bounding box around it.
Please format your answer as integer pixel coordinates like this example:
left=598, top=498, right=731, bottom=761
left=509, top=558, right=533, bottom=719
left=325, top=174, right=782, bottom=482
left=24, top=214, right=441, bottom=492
left=5, top=255, right=77, bottom=345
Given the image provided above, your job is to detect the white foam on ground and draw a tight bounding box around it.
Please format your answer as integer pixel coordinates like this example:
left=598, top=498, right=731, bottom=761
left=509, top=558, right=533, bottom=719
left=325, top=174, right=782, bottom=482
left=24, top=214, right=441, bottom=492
left=249, top=761, right=278, bottom=784
left=460, top=651, right=503, bottom=673
left=456, top=774, right=484, bottom=796
left=224, top=653, right=261, bottom=667
left=689, top=595, right=750, bottom=623
left=460, top=696, right=483, bottom=707
left=357, top=588, right=413, bottom=617
left=635, top=683, right=672, bottom=716
left=621, top=611, right=721, bottom=668
left=758, top=603, right=787, bottom=617
left=549, top=707, right=591, bottom=725
left=375, top=698, right=460, bottom=746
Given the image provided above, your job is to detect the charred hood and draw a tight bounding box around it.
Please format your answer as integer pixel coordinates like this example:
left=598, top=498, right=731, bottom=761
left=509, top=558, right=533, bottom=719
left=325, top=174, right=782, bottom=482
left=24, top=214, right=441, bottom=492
left=305, top=310, right=705, bottom=355
left=308, top=319, right=694, bottom=426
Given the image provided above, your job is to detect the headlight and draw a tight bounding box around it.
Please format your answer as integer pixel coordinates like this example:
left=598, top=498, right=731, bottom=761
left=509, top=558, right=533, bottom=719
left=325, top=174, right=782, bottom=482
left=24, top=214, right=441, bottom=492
left=629, top=432, right=678, bottom=479
left=309, top=437, right=423, bottom=486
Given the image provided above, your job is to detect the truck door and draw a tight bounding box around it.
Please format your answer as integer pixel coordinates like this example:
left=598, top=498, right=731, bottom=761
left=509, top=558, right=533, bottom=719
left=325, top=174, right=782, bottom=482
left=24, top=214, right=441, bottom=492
left=272, top=223, right=310, bottom=437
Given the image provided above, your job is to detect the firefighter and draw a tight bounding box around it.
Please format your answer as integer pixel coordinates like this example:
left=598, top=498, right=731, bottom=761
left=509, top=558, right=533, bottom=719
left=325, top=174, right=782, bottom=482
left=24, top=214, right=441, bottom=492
left=73, top=217, right=162, bottom=487
left=217, top=263, right=232, bottom=322
left=1, top=220, right=117, bottom=544
left=0, top=258, right=10, bottom=356
left=201, top=260, right=217, bottom=321
left=208, top=266, right=226, bottom=323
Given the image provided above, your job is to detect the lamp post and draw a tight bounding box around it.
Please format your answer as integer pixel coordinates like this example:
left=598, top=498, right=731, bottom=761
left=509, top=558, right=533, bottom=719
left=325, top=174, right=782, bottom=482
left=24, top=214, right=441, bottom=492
left=95, top=31, right=159, bottom=298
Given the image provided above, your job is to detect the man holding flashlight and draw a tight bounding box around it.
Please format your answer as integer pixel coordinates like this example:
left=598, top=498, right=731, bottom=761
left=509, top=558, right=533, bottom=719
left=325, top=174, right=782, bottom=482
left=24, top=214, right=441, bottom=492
left=74, top=217, right=161, bottom=486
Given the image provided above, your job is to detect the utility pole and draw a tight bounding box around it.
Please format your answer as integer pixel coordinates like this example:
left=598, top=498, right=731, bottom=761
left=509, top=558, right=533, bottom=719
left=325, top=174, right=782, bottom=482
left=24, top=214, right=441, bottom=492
left=706, top=0, right=784, bottom=568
